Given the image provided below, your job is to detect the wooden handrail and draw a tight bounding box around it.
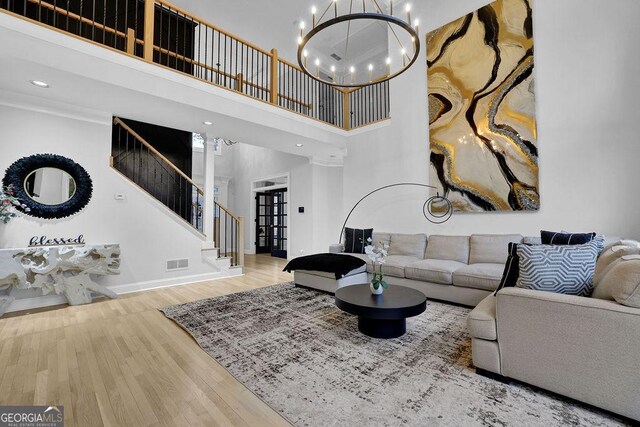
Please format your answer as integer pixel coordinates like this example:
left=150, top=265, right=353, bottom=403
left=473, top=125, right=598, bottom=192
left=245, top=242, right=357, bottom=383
left=154, top=0, right=273, bottom=57
left=214, top=201, right=240, bottom=222
left=153, top=46, right=312, bottom=109
left=113, top=117, right=204, bottom=195
left=25, top=0, right=144, bottom=43
left=1, top=0, right=389, bottom=131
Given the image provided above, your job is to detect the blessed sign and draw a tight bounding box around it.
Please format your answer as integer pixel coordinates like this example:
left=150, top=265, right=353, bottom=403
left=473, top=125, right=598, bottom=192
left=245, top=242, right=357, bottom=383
left=29, top=235, right=85, bottom=247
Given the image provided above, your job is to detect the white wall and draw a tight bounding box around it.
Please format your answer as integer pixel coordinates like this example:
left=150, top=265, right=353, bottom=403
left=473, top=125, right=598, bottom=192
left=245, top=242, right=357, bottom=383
left=0, top=105, right=225, bottom=304
left=342, top=0, right=640, bottom=240
left=218, top=143, right=342, bottom=258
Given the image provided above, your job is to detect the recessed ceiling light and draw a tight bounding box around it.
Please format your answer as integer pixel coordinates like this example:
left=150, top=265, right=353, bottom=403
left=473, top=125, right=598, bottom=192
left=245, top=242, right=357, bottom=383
left=296, top=143, right=303, bottom=147
left=30, top=80, right=49, bottom=88
left=203, top=121, right=213, bottom=125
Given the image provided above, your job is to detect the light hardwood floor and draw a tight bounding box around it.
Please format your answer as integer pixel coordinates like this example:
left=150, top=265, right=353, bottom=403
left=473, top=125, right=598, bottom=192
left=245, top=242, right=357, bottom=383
left=0, top=255, right=293, bottom=427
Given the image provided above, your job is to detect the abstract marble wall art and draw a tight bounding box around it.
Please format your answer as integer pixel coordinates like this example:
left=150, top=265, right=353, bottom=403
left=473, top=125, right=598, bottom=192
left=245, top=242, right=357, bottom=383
left=427, top=0, right=538, bottom=212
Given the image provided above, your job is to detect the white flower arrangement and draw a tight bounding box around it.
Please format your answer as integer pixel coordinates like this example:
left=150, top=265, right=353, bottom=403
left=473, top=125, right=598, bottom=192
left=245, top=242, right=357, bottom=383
left=0, top=185, right=29, bottom=224
left=365, top=237, right=389, bottom=291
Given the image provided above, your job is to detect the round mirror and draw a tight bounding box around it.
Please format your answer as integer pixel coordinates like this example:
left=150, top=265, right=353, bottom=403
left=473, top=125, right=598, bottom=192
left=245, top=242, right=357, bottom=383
left=24, top=168, right=77, bottom=205
left=3, top=154, right=92, bottom=219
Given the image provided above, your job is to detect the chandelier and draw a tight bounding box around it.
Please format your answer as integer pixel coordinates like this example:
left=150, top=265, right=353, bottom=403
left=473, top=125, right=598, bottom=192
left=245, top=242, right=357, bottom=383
left=297, top=0, right=420, bottom=88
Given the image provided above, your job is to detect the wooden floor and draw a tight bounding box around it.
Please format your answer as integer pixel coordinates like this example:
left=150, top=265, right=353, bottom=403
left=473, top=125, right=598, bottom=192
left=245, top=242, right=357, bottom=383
left=0, top=255, right=293, bottom=427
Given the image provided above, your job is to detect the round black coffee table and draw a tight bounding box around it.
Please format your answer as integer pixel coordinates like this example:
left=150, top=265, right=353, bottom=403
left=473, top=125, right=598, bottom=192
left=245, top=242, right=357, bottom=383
left=335, top=285, right=427, bottom=338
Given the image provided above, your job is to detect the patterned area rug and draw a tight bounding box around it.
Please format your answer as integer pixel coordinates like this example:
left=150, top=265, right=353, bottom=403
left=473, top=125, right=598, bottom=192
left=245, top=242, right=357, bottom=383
left=160, top=283, right=625, bottom=426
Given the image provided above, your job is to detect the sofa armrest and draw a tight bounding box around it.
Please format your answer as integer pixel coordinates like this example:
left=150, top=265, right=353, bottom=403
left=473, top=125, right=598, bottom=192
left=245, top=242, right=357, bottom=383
left=496, top=287, right=640, bottom=420
left=329, top=244, right=343, bottom=254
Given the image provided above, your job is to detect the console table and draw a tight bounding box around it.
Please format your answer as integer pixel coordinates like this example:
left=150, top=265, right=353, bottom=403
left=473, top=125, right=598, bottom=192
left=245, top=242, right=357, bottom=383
left=0, top=244, right=120, bottom=317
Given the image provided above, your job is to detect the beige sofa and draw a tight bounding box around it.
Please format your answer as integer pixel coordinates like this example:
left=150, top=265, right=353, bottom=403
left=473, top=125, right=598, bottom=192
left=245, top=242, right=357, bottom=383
left=468, top=242, right=640, bottom=421
left=333, top=232, right=523, bottom=307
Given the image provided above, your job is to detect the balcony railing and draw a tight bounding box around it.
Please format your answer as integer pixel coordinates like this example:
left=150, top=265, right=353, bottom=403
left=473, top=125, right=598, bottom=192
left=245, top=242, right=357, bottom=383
left=0, top=0, right=390, bottom=130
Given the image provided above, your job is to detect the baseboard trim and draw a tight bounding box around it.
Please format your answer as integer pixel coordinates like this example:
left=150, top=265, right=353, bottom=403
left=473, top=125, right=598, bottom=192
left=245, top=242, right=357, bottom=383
left=5, top=270, right=244, bottom=314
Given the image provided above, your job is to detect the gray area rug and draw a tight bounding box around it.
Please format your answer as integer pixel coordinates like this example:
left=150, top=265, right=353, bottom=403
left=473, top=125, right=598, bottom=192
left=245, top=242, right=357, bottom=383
left=160, top=283, right=625, bottom=426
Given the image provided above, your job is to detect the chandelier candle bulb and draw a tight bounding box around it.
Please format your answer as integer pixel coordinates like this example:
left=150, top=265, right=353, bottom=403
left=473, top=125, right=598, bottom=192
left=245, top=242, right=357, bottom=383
left=334, top=0, right=338, bottom=18
left=312, top=6, right=317, bottom=27
left=390, top=0, right=393, bottom=15
left=414, top=18, right=419, bottom=32
left=406, top=3, right=411, bottom=23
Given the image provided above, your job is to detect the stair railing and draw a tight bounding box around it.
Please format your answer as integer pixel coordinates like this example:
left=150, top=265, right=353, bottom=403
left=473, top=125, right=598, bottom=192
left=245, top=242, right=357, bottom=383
left=111, top=117, right=205, bottom=232
left=213, top=201, right=244, bottom=267
left=0, top=0, right=389, bottom=130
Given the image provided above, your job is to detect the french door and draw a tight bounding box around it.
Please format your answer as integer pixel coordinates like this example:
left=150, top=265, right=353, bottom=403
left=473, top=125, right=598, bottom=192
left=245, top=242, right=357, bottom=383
left=255, top=189, right=288, bottom=258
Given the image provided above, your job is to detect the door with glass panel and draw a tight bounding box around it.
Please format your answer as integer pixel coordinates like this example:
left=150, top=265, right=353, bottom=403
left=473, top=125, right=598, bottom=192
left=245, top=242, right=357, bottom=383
left=270, top=189, right=288, bottom=258
left=255, top=192, right=272, bottom=254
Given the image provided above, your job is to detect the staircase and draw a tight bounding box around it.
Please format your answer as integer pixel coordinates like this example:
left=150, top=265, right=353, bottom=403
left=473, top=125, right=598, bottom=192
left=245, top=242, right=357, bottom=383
left=111, top=117, right=244, bottom=268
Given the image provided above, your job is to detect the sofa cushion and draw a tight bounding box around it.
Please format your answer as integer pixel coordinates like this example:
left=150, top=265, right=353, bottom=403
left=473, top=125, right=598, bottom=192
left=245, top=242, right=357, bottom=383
left=388, top=233, right=427, bottom=258
left=467, top=295, right=497, bottom=340
left=404, top=259, right=466, bottom=284
left=516, top=236, right=605, bottom=296
left=371, top=232, right=392, bottom=248
left=424, top=235, right=470, bottom=264
left=453, top=263, right=504, bottom=291
left=367, top=255, right=419, bottom=278
left=523, top=236, right=541, bottom=245
left=469, top=234, right=523, bottom=264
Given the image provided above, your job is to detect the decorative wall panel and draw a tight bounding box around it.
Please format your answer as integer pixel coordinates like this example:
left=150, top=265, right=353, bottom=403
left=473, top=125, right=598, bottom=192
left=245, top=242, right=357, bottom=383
left=427, top=0, right=538, bottom=212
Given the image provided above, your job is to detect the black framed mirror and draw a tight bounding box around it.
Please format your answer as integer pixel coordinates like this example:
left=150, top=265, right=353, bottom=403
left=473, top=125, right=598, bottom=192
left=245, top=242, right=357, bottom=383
left=3, top=154, right=93, bottom=219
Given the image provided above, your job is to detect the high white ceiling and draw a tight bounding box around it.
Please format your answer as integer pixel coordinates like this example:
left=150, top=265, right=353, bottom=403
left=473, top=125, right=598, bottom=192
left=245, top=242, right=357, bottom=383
left=172, top=0, right=491, bottom=65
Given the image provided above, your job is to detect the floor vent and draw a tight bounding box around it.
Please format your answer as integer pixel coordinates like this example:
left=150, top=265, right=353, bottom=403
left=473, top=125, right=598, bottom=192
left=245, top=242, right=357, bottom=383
left=166, top=258, right=189, bottom=271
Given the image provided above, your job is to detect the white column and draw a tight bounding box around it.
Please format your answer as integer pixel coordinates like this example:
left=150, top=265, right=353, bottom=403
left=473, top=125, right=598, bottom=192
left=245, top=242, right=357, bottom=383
left=202, top=136, right=216, bottom=249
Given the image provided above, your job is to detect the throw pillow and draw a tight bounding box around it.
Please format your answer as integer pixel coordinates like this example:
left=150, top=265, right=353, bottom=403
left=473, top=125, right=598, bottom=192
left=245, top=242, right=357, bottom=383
left=494, top=242, right=520, bottom=296
left=592, top=244, right=640, bottom=295
left=516, top=236, right=605, bottom=296
left=597, top=255, right=640, bottom=308
left=343, top=228, right=373, bottom=254
left=540, top=230, right=596, bottom=245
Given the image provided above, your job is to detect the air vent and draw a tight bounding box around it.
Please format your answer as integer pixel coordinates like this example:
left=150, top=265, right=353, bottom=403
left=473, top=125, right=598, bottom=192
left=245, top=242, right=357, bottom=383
left=166, top=258, right=189, bottom=271
left=330, top=53, right=342, bottom=61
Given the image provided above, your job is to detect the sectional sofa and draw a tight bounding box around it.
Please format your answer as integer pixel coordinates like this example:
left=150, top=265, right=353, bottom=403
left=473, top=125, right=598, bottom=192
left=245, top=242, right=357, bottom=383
left=468, top=240, right=640, bottom=421
left=295, top=232, right=640, bottom=421
left=333, top=232, right=523, bottom=306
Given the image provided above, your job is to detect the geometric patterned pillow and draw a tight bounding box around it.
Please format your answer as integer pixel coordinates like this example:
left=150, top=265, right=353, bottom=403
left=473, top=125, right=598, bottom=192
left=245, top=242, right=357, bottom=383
left=516, top=236, right=605, bottom=296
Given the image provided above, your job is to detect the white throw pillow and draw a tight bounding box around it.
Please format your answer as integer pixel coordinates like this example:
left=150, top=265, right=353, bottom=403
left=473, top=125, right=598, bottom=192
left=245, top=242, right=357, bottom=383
left=597, top=255, right=640, bottom=308
left=592, top=245, right=640, bottom=299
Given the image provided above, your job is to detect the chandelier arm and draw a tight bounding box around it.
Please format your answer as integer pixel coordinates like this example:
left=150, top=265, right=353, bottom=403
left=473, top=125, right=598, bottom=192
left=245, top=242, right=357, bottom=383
left=317, top=3, right=333, bottom=24
left=368, top=0, right=382, bottom=13
left=337, top=183, right=452, bottom=244
left=368, top=0, right=410, bottom=60
left=387, top=20, right=410, bottom=61
left=343, top=0, right=354, bottom=79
